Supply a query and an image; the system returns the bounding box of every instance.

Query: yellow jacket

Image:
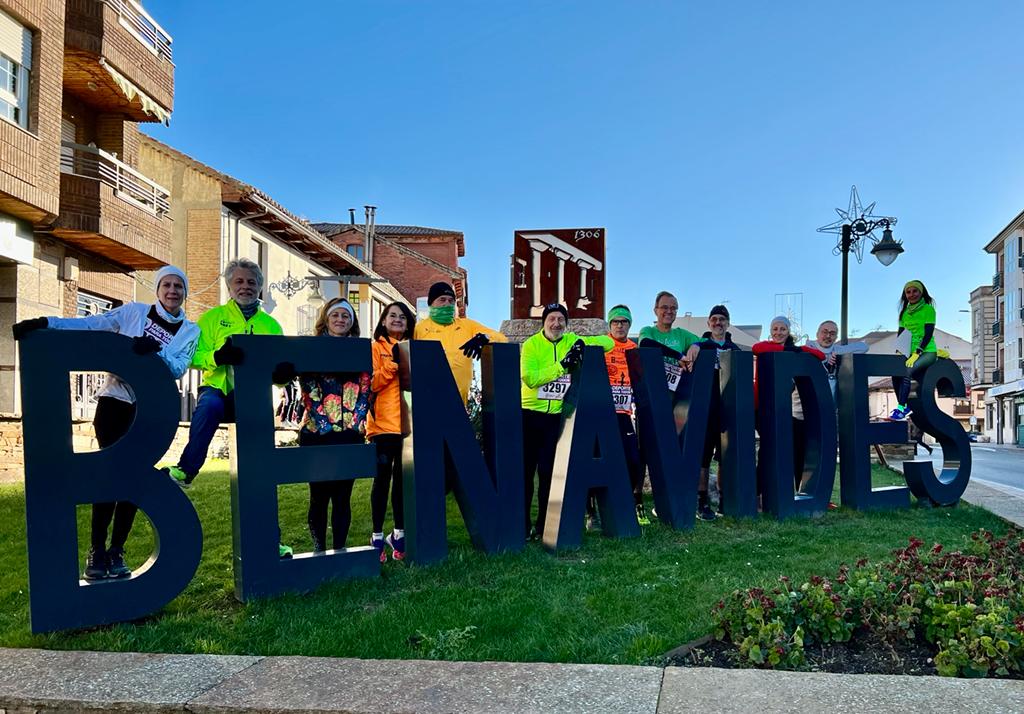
[414,316,507,402]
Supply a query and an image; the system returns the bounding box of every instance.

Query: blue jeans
[178,386,234,478]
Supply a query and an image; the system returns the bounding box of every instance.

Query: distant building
[981,209,1024,445]
[313,221,468,318]
[968,285,996,434]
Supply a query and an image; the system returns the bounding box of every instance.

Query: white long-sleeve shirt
[48,302,200,404]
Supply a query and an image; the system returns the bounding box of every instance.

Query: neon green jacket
[520,330,614,414]
[192,300,283,394]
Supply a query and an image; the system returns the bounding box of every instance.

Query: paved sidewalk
[960,478,1024,528]
[0,647,1021,713]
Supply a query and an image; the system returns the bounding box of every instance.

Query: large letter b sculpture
[18,331,202,633]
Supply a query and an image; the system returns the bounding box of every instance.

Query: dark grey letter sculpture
[836,354,910,510]
[231,335,379,601]
[717,350,758,517]
[398,341,524,564]
[544,346,640,549]
[19,330,202,632]
[756,352,837,518]
[903,359,972,506]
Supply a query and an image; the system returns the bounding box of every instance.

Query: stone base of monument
[500,318,608,343]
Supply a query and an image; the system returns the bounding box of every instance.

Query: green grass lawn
[0,462,1008,664]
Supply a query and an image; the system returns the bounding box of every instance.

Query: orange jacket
[604,336,637,414]
[367,336,403,438]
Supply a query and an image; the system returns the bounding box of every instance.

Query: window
[77,292,113,317]
[248,237,266,298]
[0,10,32,129]
[346,244,364,261]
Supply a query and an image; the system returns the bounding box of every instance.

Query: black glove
[272,361,297,384]
[131,335,162,355]
[459,333,490,360]
[639,338,682,361]
[560,339,586,370]
[12,317,47,340]
[213,338,244,366]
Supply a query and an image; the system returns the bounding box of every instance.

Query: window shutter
[0,9,32,69]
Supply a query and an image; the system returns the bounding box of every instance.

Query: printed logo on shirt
[143,319,175,347]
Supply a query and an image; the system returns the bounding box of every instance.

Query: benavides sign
[17,332,970,633]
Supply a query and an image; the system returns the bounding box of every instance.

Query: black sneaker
[83,547,108,581]
[697,504,718,521]
[106,547,131,578]
[528,526,540,542]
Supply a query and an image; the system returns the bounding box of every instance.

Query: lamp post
[818,186,904,344]
[268,270,324,306]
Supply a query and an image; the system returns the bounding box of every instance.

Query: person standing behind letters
[12,266,200,581]
[273,298,370,553]
[414,281,506,404]
[367,301,416,562]
[520,303,613,540]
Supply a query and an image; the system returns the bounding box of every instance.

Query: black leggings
[91,396,138,552]
[892,351,938,405]
[370,434,404,532]
[300,430,361,550]
[522,409,562,533]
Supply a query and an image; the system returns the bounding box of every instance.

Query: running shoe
[635,504,651,526]
[385,532,406,561]
[278,543,293,559]
[370,534,386,563]
[106,547,131,578]
[696,504,718,522]
[162,465,194,489]
[83,547,108,581]
[887,407,911,421]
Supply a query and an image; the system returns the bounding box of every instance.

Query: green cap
[607,305,632,325]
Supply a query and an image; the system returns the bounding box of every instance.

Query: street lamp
[817,186,904,344]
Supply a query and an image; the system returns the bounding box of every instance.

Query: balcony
[953,402,973,416]
[52,141,171,269]
[63,0,174,123]
[993,368,1003,384]
[992,320,1002,337]
[993,272,1003,291]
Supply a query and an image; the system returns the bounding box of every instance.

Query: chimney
[348,208,356,225]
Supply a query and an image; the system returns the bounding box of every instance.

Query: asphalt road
[911,443,1024,494]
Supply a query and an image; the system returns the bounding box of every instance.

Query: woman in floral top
[294,298,370,551]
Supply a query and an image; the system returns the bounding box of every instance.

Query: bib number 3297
[537,375,571,400]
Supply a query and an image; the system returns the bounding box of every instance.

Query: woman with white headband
[272,297,370,552]
[11,265,200,580]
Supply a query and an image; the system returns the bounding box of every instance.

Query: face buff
[430,305,456,325]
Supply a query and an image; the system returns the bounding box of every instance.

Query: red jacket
[751,340,825,409]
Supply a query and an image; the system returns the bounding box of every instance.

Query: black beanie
[428,282,456,305]
[709,304,730,320]
[542,303,568,322]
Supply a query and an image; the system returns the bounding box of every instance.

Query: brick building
[312,221,469,317]
[0,0,175,413]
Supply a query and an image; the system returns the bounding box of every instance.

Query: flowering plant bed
[672,528,1024,678]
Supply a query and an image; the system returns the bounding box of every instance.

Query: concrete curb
[0,647,1021,713]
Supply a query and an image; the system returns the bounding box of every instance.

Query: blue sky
[144,1,1024,341]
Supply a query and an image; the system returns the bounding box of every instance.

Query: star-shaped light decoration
[817,186,898,262]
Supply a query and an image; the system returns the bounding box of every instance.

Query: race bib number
[664,362,682,390]
[611,384,633,412]
[537,375,571,400]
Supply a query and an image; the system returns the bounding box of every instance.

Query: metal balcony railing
[993,272,1003,290]
[993,368,1003,384]
[101,0,173,62]
[61,141,170,218]
[992,320,1002,337]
